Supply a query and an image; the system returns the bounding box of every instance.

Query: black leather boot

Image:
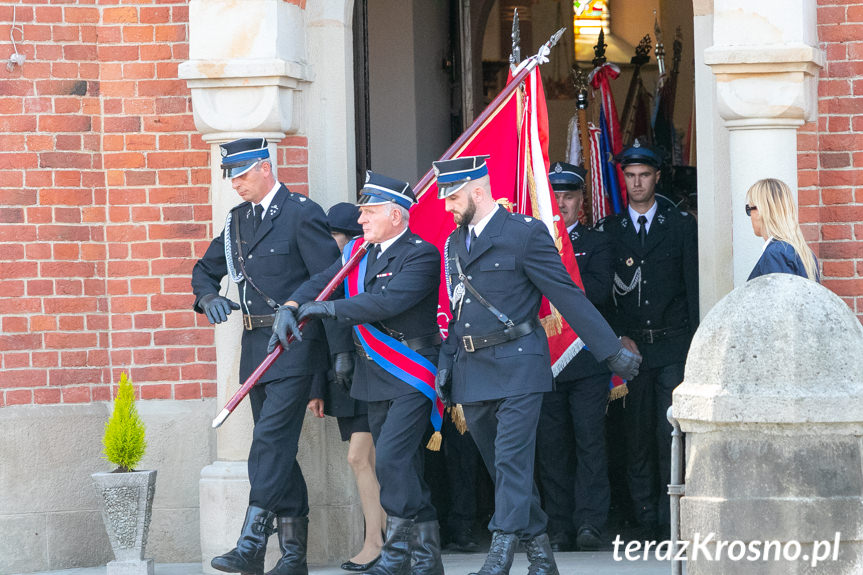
[411,520,444,575]
[211,505,276,575]
[364,516,414,575]
[265,516,308,575]
[468,531,518,575]
[525,533,560,575]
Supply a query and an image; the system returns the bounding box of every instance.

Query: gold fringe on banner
[426,431,442,451]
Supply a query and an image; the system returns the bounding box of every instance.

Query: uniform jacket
[748,239,817,282]
[439,208,622,404]
[597,200,699,369]
[191,184,343,383]
[290,230,442,403]
[556,222,613,383]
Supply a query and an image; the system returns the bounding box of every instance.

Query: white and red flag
[410,55,586,376]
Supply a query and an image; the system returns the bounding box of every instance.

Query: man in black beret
[597,139,699,540]
[192,138,349,575]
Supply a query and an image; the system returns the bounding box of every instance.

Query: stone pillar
[674,274,863,574]
[179,1,359,570]
[704,0,824,287]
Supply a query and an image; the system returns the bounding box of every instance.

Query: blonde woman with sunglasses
[745,178,819,282]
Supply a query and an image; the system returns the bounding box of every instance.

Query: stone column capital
[704,43,825,128]
[179,58,312,141]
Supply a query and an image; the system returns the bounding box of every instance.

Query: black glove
[333,352,355,393]
[297,300,336,323]
[434,368,453,408]
[199,293,241,325]
[606,346,642,381]
[267,305,302,353]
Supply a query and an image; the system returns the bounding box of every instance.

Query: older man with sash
[270,172,445,575]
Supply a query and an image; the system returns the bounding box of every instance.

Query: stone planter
[92,469,157,575]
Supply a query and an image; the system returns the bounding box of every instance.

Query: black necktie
[637,215,648,248]
[252,204,263,234]
[467,228,477,253]
[370,244,381,263]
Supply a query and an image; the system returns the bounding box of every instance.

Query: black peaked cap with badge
[613,139,663,170]
[219,138,270,179]
[358,171,416,210]
[549,161,587,191]
[434,155,490,199]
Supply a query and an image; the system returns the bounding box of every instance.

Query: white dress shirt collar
[628,200,658,232]
[469,204,500,238]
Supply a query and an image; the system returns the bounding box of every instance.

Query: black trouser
[248,374,313,516]
[443,414,480,532]
[536,371,611,534]
[622,362,685,526]
[463,393,547,539]
[368,391,437,521]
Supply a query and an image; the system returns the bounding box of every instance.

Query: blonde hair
[745,178,818,281]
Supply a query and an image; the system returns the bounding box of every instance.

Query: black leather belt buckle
[643,330,656,344]
[462,335,475,353]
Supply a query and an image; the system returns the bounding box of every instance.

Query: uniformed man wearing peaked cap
[535,161,615,552]
[433,155,641,575]
[272,171,445,575]
[192,138,349,575]
[597,138,699,540]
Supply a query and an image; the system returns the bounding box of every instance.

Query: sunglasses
[745,204,758,217]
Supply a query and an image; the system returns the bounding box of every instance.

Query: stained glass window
[573,0,610,60]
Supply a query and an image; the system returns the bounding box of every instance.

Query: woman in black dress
[307,203,385,571]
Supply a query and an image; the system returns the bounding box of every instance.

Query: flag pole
[414,27,565,196]
[211,241,372,428]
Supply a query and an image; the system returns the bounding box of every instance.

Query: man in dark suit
[535,162,614,552]
[192,138,346,575]
[596,140,699,537]
[272,172,444,575]
[432,156,641,575]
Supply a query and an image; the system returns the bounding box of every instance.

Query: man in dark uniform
[432,156,641,575]
[271,172,444,575]
[535,162,614,552]
[191,138,345,575]
[596,140,699,538]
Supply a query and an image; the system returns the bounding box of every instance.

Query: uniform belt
[630,324,690,344]
[461,317,541,353]
[354,332,442,360]
[243,313,276,331]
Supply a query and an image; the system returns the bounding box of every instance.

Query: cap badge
[554,164,562,173]
[633,139,642,148]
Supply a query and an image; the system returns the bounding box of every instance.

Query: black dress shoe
[546,530,572,552]
[446,526,479,553]
[575,524,603,551]
[339,556,379,572]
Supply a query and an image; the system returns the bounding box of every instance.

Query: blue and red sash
[343,239,444,432]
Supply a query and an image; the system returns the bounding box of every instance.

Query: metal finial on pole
[654,10,666,78]
[509,8,521,71]
[591,28,607,68]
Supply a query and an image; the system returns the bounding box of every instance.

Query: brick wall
[0,2,310,407]
[799,0,863,323]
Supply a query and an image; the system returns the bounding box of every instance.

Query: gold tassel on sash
[426,431,442,451]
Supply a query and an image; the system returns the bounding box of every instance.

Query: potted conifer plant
[92,372,157,575]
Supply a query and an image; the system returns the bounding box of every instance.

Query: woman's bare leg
[347,431,385,564]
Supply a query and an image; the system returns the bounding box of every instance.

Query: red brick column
[801,0,863,323]
[0,2,311,406]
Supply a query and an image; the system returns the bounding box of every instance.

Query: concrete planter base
[92,470,158,574]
